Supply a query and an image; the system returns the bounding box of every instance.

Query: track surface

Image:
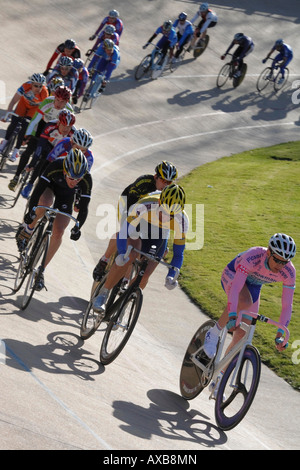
[0,0,299,450]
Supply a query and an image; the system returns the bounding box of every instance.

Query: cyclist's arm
[226,264,249,314]
[27,175,50,213]
[72,174,93,228]
[224,41,234,55]
[6,92,21,113]
[94,19,107,36]
[278,283,296,332]
[47,138,71,162]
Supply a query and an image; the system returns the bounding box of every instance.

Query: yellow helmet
[160,183,186,215]
[63,148,88,179]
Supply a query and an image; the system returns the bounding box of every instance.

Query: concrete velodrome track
[0,0,299,450]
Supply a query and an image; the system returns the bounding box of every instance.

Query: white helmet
[269,233,296,260]
[72,128,93,148]
[200,3,209,12]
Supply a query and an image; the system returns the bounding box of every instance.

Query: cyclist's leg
[138,237,167,289]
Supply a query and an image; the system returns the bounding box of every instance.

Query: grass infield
[177,141,300,390]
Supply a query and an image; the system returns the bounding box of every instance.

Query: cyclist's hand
[89,34,96,41]
[262,58,267,64]
[220,54,226,60]
[115,253,130,266]
[86,49,92,57]
[275,332,288,351]
[165,276,178,290]
[43,70,49,77]
[143,43,149,49]
[70,225,81,241]
[226,312,237,332]
[24,210,36,225]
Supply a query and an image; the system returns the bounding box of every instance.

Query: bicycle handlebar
[237,310,290,347]
[32,205,79,226]
[124,245,180,281]
[2,111,31,123]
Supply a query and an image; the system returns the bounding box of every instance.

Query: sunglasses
[32,84,43,88]
[270,251,289,265]
[66,175,82,182]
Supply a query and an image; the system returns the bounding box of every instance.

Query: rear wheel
[233,63,247,88]
[180,320,216,400]
[216,63,231,88]
[193,35,209,59]
[100,287,143,365]
[274,68,289,91]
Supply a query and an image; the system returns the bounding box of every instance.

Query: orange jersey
[15,82,48,118]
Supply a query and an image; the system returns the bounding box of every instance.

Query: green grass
[177,141,300,390]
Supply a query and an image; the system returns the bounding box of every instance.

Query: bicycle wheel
[151,51,164,79]
[216,63,231,88]
[180,320,216,400]
[20,233,49,310]
[193,35,209,59]
[0,135,16,171]
[80,275,107,339]
[233,63,247,88]
[135,54,152,80]
[274,68,289,92]
[215,345,261,431]
[11,170,30,208]
[100,287,143,365]
[256,67,272,92]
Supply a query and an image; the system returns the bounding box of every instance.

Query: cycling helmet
[64,39,76,49]
[155,161,178,181]
[30,73,46,85]
[275,38,284,47]
[63,148,88,179]
[73,58,84,70]
[269,233,296,260]
[49,77,65,93]
[234,32,244,41]
[72,128,93,148]
[109,9,119,18]
[104,24,116,34]
[58,109,76,126]
[103,38,114,51]
[162,20,173,32]
[54,85,72,101]
[178,12,188,21]
[160,183,186,215]
[200,3,209,12]
[59,56,73,67]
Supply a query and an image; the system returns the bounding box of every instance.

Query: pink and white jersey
[222,246,296,328]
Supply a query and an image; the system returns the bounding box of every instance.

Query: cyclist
[143,20,177,63]
[47,56,78,94]
[15,149,92,291]
[0,73,48,162]
[43,38,81,76]
[48,76,65,95]
[189,2,218,50]
[8,110,76,196]
[93,161,178,281]
[173,12,194,60]
[203,233,296,363]
[89,9,123,42]
[71,59,89,104]
[86,24,120,58]
[46,127,94,169]
[16,87,73,182]
[87,39,120,96]
[92,183,188,315]
[262,39,293,84]
[221,33,254,78]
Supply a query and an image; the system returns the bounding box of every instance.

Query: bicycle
[80,244,179,365]
[11,167,32,208]
[13,205,79,310]
[0,112,30,172]
[179,310,289,431]
[135,44,176,81]
[256,59,289,93]
[216,53,247,89]
[78,61,105,111]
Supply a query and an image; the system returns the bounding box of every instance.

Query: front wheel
[180,320,216,400]
[216,63,231,88]
[256,67,272,92]
[215,345,261,431]
[135,54,152,80]
[100,287,143,365]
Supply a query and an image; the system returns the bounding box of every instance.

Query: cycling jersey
[155,26,177,48]
[221,246,296,328]
[74,66,89,98]
[117,193,189,277]
[47,68,78,93]
[94,17,123,37]
[92,31,120,52]
[225,35,254,59]
[191,9,218,32]
[120,174,157,210]
[46,136,94,170]
[173,19,194,46]
[274,43,293,60]
[28,158,92,227]
[25,96,73,137]
[15,82,49,118]
[46,44,81,71]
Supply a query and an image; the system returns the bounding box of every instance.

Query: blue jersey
[47,137,94,171]
[155,26,177,47]
[173,19,194,46]
[278,43,293,59]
